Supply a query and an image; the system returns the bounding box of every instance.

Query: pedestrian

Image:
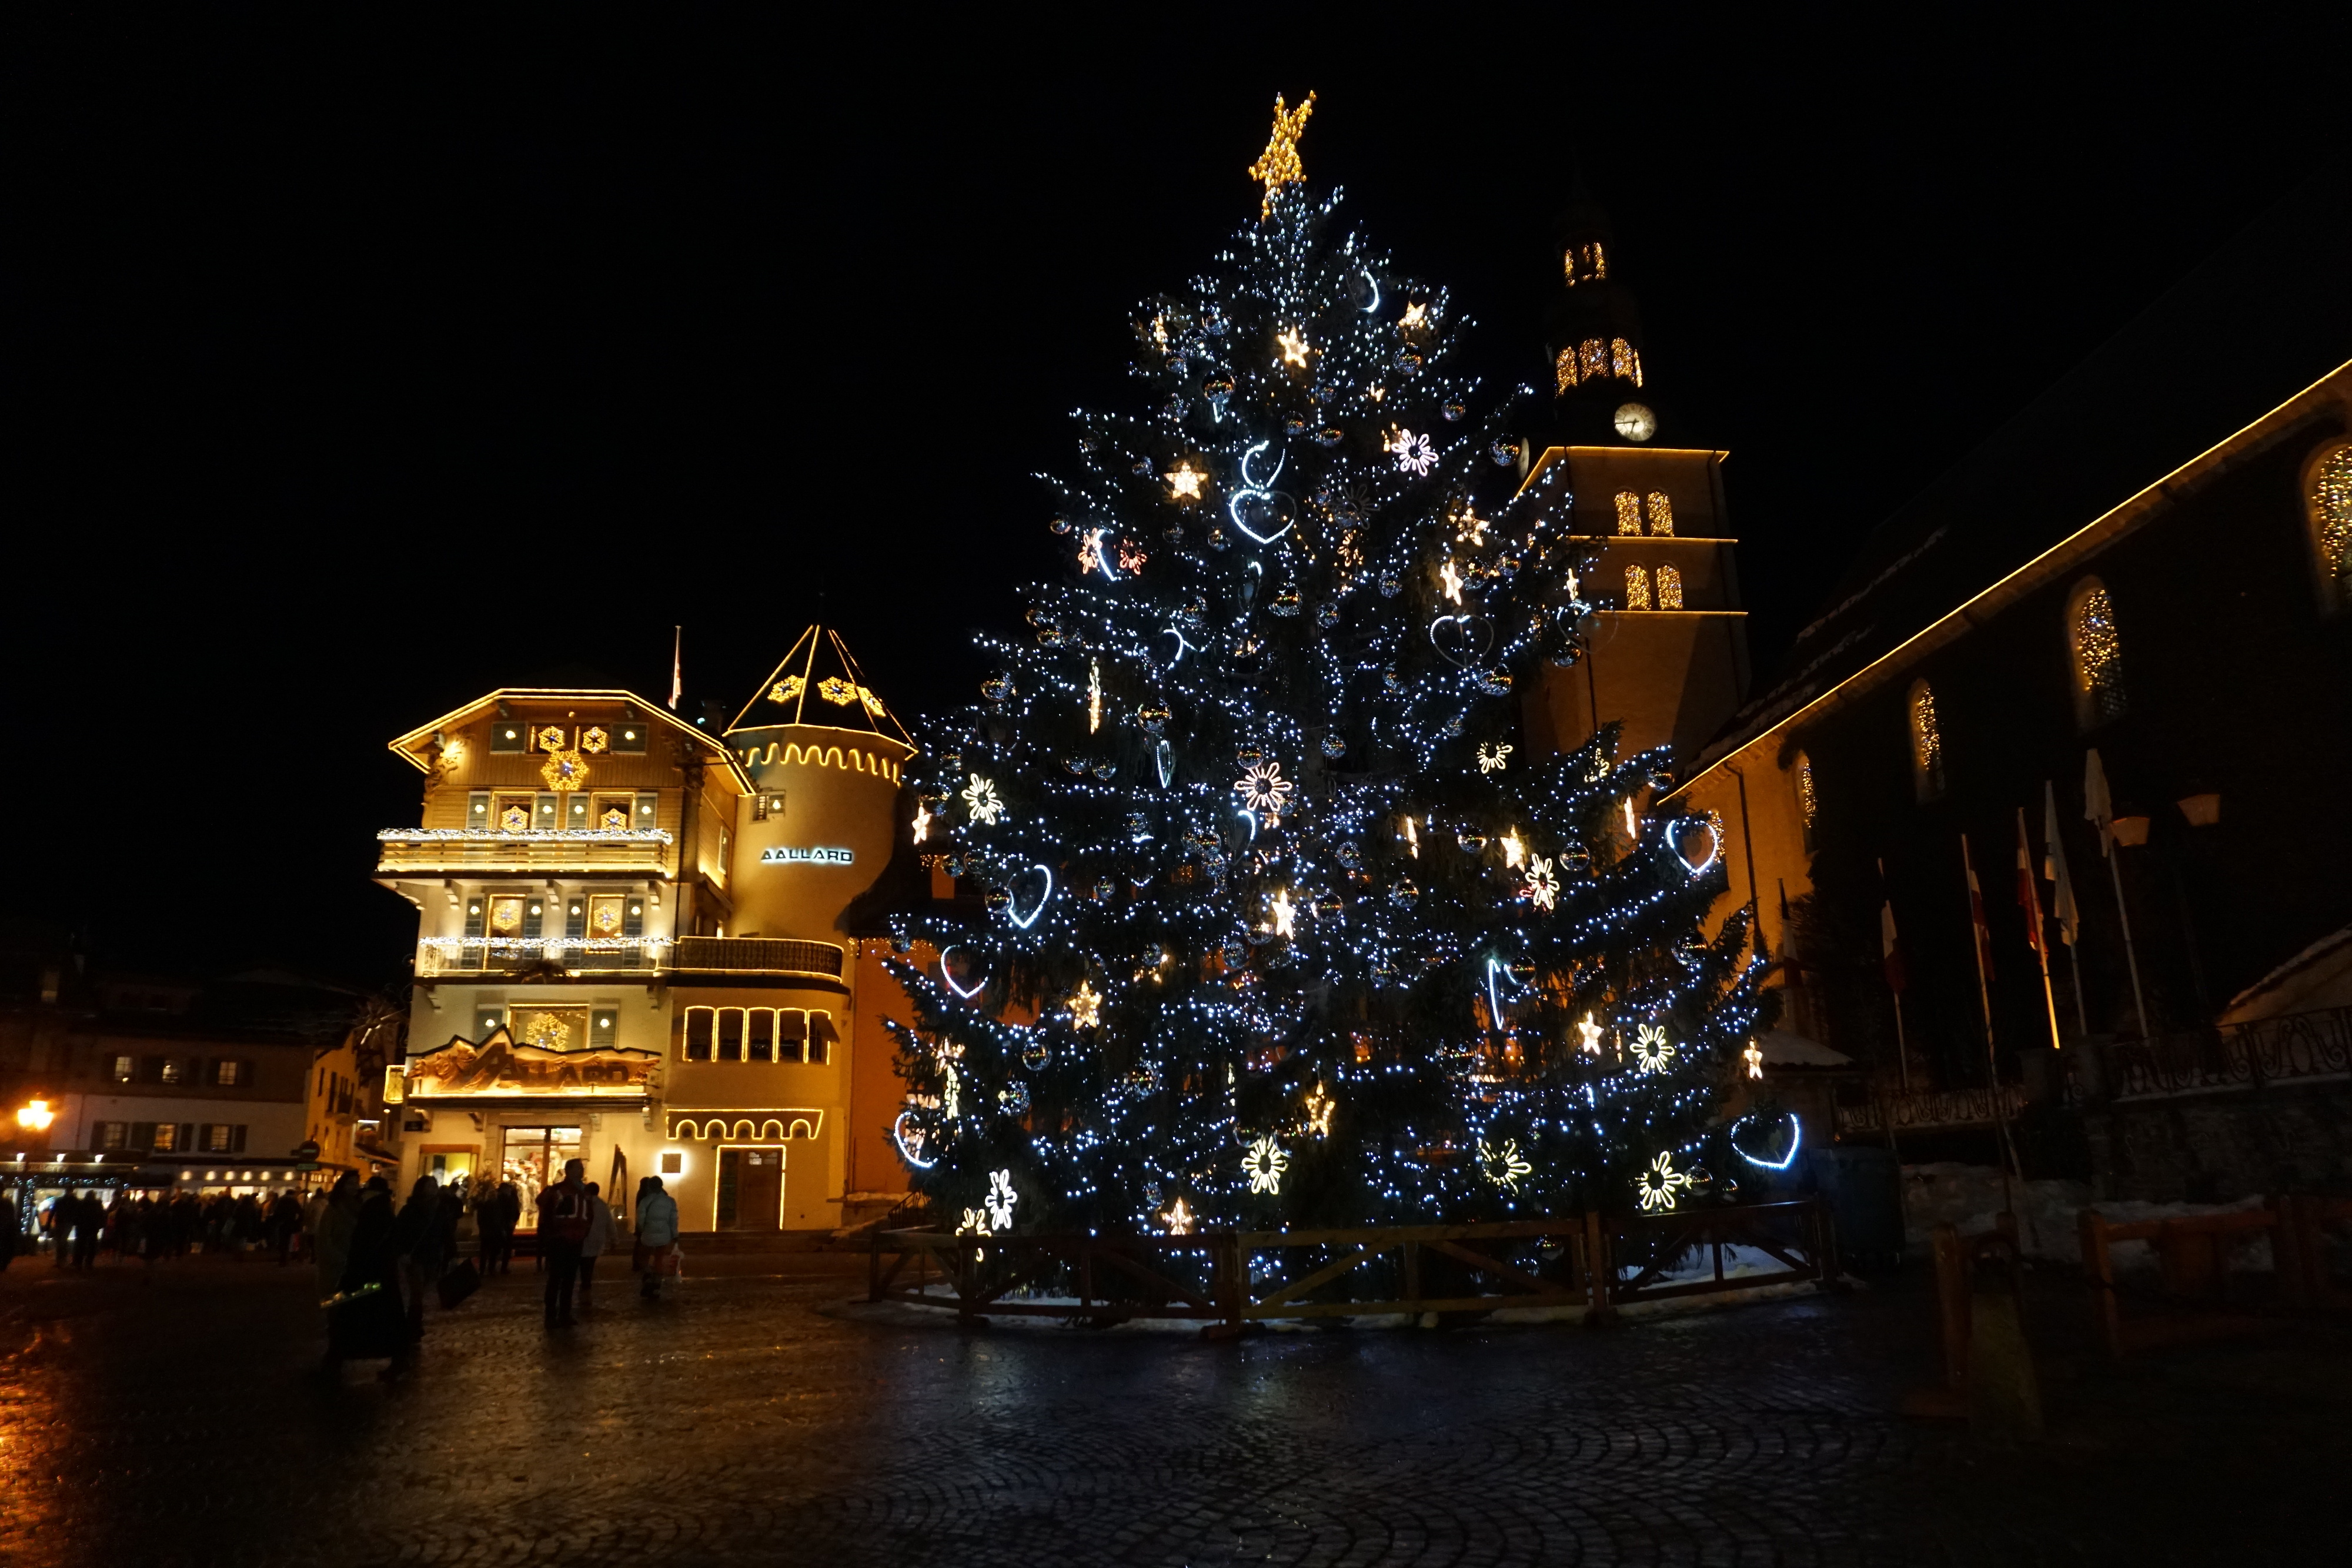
[73,1192,101,1271]
[577,1181,616,1309]
[49,1194,73,1269]
[329,1176,410,1375]
[302,1186,328,1264]
[392,1176,451,1341]
[480,1181,521,1275]
[268,1190,301,1266]
[634,1175,680,1300]
[313,1172,361,1308]
[535,1159,591,1330]
[0,1189,18,1271]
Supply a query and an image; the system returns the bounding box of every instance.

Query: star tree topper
[1246,91,1316,217]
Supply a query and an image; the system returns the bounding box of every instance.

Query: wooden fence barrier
[868,1198,1840,1336]
[2079,1203,2295,1360]
[2275,1193,2352,1311]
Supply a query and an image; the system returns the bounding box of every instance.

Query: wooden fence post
[1582,1209,1616,1327]
[1931,1223,1969,1390]
[2272,1195,2310,1311]
[2080,1208,2122,1360]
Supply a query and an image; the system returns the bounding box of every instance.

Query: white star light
[1386,427,1437,476]
[1167,462,1204,500]
[961,775,1005,825]
[1243,1135,1290,1195]
[1276,327,1310,367]
[1268,888,1297,938]
[1499,828,1525,868]
[1438,559,1464,604]
[1162,1198,1195,1235]
[1523,855,1558,912]
[1400,301,1428,330]
[1576,1014,1604,1057]
[911,804,930,844]
[1066,979,1102,1030]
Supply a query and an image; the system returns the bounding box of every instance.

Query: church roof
[726,626,912,747]
[1683,169,2352,781]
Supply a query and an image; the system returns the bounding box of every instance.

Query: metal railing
[867,1198,1839,1333]
[2109,1006,2352,1099]
[670,937,844,979]
[1833,1085,2028,1136]
[415,940,664,977]
[376,830,672,875]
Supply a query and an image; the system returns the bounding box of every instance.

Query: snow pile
[1900,1163,2274,1269]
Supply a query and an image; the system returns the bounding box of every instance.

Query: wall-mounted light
[15,1099,54,1133]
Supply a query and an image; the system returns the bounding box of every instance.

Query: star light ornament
[1499,829,1526,870]
[1161,1198,1196,1236]
[1065,979,1102,1031]
[1438,559,1465,604]
[1386,427,1437,476]
[1165,461,1204,500]
[1632,1024,1676,1075]
[1243,1135,1290,1195]
[1246,90,1315,216]
[1523,856,1558,912]
[1576,1014,1605,1057]
[1275,327,1311,367]
[961,775,1005,825]
[1478,743,1513,774]
[911,804,930,844]
[984,1169,1018,1231]
[1267,888,1297,939]
[1400,301,1428,331]
[1636,1151,1695,1213]
[1235,761,1295,822]
[1478,1137,1534,1193]
[1743,1038,1765,1081]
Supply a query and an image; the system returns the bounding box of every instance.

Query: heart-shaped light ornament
[938,944,988,1000]
[1227,441,1294,544]
[1428,614,1494,668]
[1005,864,1055,930]
[1667,818,1720,877]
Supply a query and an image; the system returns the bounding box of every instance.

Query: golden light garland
[1246,91,1316,216]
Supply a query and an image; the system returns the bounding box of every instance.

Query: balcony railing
[2109,1006,2352,1099]
[670,937,844,979]
[1832,1085,2027,1136]
[376,828,673,875]
[414,935,845,981]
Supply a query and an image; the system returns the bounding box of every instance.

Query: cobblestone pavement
[2,1246,2347,1567]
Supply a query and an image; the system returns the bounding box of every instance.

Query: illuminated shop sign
[760,846,854,865]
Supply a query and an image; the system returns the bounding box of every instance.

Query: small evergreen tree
[886,106,1772,1243]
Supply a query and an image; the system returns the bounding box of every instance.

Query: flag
[2015,807,2049,959]
[2043,781,2080,948]
[2084,747,2114,855]
[1962,833,1994,984]
[1877,858,1907,993]
[668,625,683,711]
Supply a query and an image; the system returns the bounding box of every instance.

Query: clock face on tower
[1613,402,1658,443]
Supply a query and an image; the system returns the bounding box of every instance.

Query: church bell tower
[1523,186,1752,765]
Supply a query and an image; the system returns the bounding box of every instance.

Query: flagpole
[1963,833,2018,1221]
[2084,750,2150,1039]
[1878,858,1910,1091]
[2019,807,2063,1055]
[2044,781,2092,1038]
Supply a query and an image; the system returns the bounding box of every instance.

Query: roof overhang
[387,688,754,793]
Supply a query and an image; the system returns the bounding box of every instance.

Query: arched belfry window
[1614,492,1643,536]
[1555,348,1578,394]
[1907,679,1946,801]
[2068,577,2127,728]
[2308,442,2352,606]
[1793,750,1818,850]
[1646,492,1674,536]
[1624,563,1651,610]
[1656,563,1684,609]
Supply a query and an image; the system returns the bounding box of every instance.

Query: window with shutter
[232,1125,248,1154]
[776,1010,808,1064]
[131,1121,156,1149]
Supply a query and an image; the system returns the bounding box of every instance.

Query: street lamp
[15,1099,55,1134]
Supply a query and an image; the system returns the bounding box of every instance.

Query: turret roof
[726,626,912,748]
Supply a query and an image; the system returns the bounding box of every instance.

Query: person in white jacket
[633,1175,680,1300]
[577,1181,617,1309]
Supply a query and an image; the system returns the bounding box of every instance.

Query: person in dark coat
[328,1176,409,1372]
[267,1191,301,1265]
[0,1190,18,1270]
[391,1177,452,1340]
[479,1181,520,1275]
[73,1192,102,1270]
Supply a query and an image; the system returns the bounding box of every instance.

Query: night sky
[6,15,2340,987]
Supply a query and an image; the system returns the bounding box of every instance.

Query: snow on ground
[1902,1162,2273,1270]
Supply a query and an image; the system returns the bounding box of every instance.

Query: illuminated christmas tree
[885,99,1773,1242]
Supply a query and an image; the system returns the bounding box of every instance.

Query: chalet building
[375,627,927,1235]
[1671,177,2352,1197]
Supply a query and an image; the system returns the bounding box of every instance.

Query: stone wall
[2084,1082,2352,1201]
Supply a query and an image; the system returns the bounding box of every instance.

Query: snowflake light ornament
[984,1169,1017,1232]
[961,775,1005,825]
[957,1207,987,1236]
[1077,527,1112,579]
[1632,1024,1676,1075]
[1478,1137,1534,1192]
[1477,742,1513,774]
[1243,1135,1289,1195]
[1385,427,1436,476]
[1636,1151,1694,1212]
[1234,761,1295,821]
[1522,855,1558,912]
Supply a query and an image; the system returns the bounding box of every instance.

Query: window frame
[2304,439,2352,613]
[2066,576,2128,731]
[1906,678,1947,801]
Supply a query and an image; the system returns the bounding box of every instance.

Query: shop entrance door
[499,1126,583,1231]
[716,1147,783,1231]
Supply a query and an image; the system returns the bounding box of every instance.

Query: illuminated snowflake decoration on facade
[1234,761,1295,820]
[1243,1134,1289,1195]
[961,775,1005,825]
[1522,855,1558,912]
[1385,427,1436,476]
[1632,1024,1676,1075]
[1478,1137,1533,1192]
[984,1169,1017,1231]
[1636,1151,1693,1212]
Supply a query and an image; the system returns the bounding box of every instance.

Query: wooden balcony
[412,935,843,984]
[376,828,673,876]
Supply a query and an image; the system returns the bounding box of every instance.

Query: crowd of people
[2,1166,689,1375]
